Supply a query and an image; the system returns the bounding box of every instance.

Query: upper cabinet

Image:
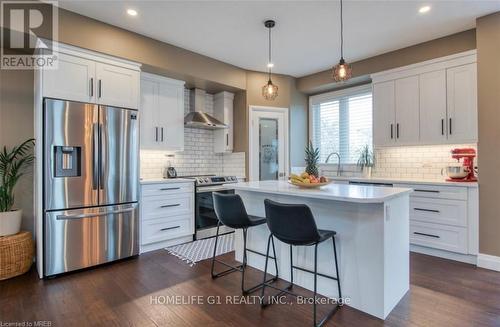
[140,73,185,151]
[213,91,235,153]
[446,63,478,143]
[41,43,141,109]
[372,50,477,147]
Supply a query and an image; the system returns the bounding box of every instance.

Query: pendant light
[332,0,352,82]
[262,20,278,100]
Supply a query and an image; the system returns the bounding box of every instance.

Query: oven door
[195,187,234,239]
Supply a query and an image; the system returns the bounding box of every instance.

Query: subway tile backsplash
[140,89,245,179]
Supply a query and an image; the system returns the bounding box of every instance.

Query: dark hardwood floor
[1,251,500,326]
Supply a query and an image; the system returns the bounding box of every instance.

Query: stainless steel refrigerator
[43,98,139,276]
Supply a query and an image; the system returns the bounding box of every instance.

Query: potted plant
[0,139,34,237]
[357,145,374,178]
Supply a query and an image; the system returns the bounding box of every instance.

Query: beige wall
[0,68,35,232]
[298,29,477,94]
[477,12,500,257]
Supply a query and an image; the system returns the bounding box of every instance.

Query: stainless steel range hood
[184,88,227,129]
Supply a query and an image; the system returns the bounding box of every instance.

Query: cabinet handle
[98,79,102,98]
[226,133,229,146]
[155,127,158,142]
[449,118,452,135]
[161,226,180,231]
[413,231,440,239]
[161,127,164,142]
[390,124,393,139]
[414,189,440,193]
[396,123,400,139]
[414,208,440,213]
[159,187,180,191]
[160,203,180,208]
[441,119,444,136]
[90,78,94,97]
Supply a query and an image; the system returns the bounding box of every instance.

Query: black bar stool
[211,193,279,294]
[261,199,342,327]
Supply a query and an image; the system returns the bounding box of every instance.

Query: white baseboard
[140,235,193,254]
[410,245,477,265]
[477,253,500,272]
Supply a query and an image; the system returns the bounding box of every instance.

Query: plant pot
[0,210,22,237]
[362,166,373,178]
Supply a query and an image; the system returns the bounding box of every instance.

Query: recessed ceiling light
[419,5,431,14]
[127,9,138,16]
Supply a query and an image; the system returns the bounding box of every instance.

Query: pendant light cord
[268,26,272,80]
[340,0,344,60]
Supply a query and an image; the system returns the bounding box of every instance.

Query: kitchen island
[226,180,412,320]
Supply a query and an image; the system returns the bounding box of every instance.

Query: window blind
[310,86,373,164]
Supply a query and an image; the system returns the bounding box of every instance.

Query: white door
[249,107,289,181]
[96,62,140,109]
[140,78,161,149]
[395,75,420,144]
[446,63,478,143]
[42,53,96,103]
[419,70,447,144]
[159,82,184,151]
[373,81,395,147]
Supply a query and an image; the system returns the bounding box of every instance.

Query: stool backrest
[264,199,320,245]
[213,193,251,229]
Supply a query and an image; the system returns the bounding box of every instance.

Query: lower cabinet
[395,183,478,257]
[140,181,195,253]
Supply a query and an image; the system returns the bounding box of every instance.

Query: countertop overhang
[226,180,412,204]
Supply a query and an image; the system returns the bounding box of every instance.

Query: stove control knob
[197,178,204,184]
[204,178,210,183]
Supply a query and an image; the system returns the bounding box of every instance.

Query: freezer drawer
[44,203,139,276]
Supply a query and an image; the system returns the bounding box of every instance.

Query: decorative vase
[0,209,22,237]
[362,166,373,178]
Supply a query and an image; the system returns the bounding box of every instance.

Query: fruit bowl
[288,179,331,188]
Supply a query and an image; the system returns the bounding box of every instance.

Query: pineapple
[305,141,319,177]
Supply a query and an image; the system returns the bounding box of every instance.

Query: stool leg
[241,228,248,293]
[290,244,294,286]
[260,234,272,307]
[271,234,279,280]
[313,243,318,327]
[210,221,221,278]
[332,236,342,300]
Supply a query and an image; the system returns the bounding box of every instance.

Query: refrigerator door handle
[92,122,99,190]
[99,123,104,190]
[56,206,136,220]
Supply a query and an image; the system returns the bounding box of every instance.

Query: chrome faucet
[325,152,342,176]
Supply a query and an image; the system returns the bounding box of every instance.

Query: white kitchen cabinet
[446,63,478,143]
[42,53,96,103]
[394,76,420,144]
[373,81,395,147]
[419,70,447,143]
[42,44,140,109]
[371,50,477,147]
[140,73,185,151]
[96,62,140,109]
[213,91,234,153]
[140,181,195,253]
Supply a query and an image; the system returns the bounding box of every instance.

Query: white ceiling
[58,0,500,77]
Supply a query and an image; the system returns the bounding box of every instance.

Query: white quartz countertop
[329,176,478,188]
[226,180,412,204]
[140,178,194,185]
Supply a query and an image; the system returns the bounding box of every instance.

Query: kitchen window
[309,85,373,164]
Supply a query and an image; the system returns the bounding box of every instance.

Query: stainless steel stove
[176,175,238,239]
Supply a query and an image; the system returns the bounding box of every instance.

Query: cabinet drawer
[142,193,193,220]
[396,183,467,200]
[410,221,467,254]
[142,216,192,245]
[410,198,467,227]
[141,182,194,197]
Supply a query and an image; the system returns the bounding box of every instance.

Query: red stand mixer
[447,148,477,182]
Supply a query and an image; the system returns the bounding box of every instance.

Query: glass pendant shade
[262,79,278,101]
[333,58,352,82]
